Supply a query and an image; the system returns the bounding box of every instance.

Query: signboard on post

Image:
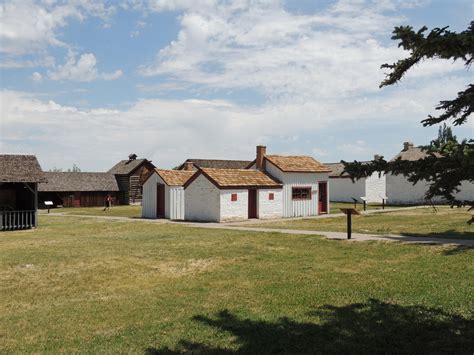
[44,201,53,213]
[340,208,360,240]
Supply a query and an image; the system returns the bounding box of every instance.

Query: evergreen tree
[431,123,457,149]
[343,22,474,202]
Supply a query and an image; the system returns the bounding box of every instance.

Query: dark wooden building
[38,172,121,208]
[108,154,155,204]
[0,155,45,230]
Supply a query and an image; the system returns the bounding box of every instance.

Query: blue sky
[0,0,472,171]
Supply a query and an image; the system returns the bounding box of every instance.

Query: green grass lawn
[251,207,474,240]
[46,205,142,218]
[0,216,473,353]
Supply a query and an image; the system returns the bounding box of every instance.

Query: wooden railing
[0,210,36,231]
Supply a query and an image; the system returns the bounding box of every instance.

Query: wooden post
[382,199,385,210]
[34,183,38,227]
[347,212,352,239]
[340,208,360,240]
[363,200,366,211]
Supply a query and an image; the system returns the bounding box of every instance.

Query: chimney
[256,145,266,170]
[374,154,381,160]
[403,142,414,151]
[128,153,137,161]
[184,161,194,171]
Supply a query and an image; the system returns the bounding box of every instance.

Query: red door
[73,192,81,208]
[318,182,328,214]
[156,184,165,218]
[248,189,258,219]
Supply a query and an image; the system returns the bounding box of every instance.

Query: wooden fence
[0,210,36,231]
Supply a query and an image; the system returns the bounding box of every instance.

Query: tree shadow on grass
[146,299,473,354]
[398,230,474,241]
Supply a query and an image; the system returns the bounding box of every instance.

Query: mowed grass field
[251,207,474,240]
[46,205,142,218]
[1,216,473,353]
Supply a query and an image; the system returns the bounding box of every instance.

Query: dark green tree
[343,22,474,203]
[431,123,457,149]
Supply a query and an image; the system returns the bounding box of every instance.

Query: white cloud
[47,51,123,82]
[138,0,464,104]
[2,76,470,170]
[0,0,115,55]
[31,72,43,82]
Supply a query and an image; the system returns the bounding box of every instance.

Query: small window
[292,187,311,200]
[269,193,274,200]
[231,193,238,202]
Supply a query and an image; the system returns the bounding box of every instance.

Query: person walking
[103,194,112,211]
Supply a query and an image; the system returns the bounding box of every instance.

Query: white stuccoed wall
[387,174,474,204]
[220,189,248,221]
[258,188,283,218]
[329,177,365,202]
[185,174,221,221]
[265,161,328,217]
[365,172,386,203]
[455,181,474,201]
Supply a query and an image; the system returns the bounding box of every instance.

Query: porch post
[34,183,38,227]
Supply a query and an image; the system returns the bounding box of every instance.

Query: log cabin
[108,154,155,205]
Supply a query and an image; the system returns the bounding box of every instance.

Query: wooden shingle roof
[391,146,442,162]
[155,169,195,186]
[108,158,154,175]
[39,172,119,192]
[185,168,282,189]
[0,155,46,183]
[265,155,331,173]
[177,159,253,170]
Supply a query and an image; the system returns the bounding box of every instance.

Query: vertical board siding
[168,187,185,220]
[142,173,160,218]
[142,173,186,220]
[266,161,329,217]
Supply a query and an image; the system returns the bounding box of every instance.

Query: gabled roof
[177,159,253,170]
[185,168,282,189]
[39,172,119,192]
[391,146,442,162]
[108,158,154,175]
[154,169,195,186]
[265,155,331,173]
[0,155,46,183]
[324,162,371,177]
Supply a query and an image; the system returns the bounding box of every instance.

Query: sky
[0,0,472,171]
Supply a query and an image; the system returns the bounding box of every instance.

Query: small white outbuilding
[184,168,283,222]
[325,160,386,203]
[141,169,194,220]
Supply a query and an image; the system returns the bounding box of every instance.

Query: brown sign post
[340,208,360,240]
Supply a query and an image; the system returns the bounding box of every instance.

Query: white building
[246,146,331,217]
[386,142,474,204]
[142,168,194,220]
[184,167,283,222]
[142,145,332,222]
[325,159,386,203]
